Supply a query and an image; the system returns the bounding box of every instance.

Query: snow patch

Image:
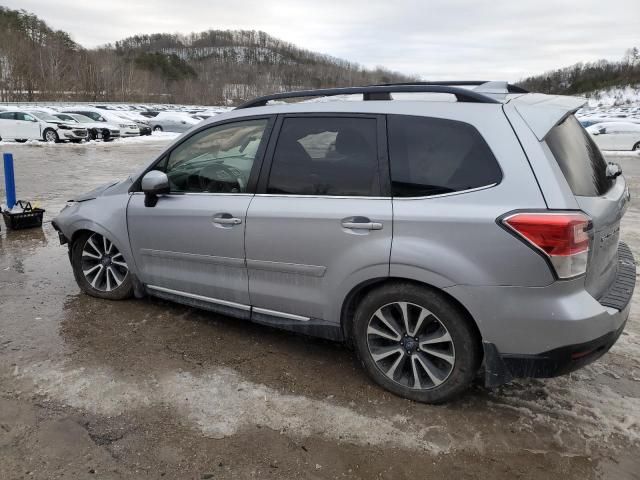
[17,361,447,452]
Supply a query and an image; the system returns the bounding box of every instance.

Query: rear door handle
[341,217,383,230]
[212,214,242,225]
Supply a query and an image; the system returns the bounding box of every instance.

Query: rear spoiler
[507,93,587,141]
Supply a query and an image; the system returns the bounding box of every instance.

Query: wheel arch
[340,277,482,347]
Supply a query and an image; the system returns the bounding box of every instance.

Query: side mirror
[599,128,606,134]
[181,121,187,124]
[141,170,169,207]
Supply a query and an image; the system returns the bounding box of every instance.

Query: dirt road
[0,139,638,479]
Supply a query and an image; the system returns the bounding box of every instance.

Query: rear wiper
[606,162,622,179]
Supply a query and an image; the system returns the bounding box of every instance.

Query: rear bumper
[489,318,627,383]
[446,242,635,386]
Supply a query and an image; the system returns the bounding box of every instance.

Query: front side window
[388,115,502,197]
[161,119,268,193]
[267,117,379,196]
[15,113,35,122]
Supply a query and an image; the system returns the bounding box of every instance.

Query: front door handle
[212,214,242,225]
[341,217,383,230]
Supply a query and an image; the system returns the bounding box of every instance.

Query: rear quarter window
[545,115,613,197]
[387,115,502,197]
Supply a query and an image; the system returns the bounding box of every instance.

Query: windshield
[70,114,93,123]
[546,115,613,197]
[30,111,60,122]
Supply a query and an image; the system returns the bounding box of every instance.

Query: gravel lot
[0,138,639,479]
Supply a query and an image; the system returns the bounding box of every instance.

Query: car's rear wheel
[87,129,97,141]
[71,231,133,300]
[352,282,481,403]
[633,142,640,151]
[43,128,59,143]
[153,125,163,132]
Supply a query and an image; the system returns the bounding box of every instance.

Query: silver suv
[53,82,636,403]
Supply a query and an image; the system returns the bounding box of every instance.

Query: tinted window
[268,117,379,196]
[546,115,613,197]
[162,119,267,193]
[0,112,15,120]
[17,113,36,122]
[388,115,501,197]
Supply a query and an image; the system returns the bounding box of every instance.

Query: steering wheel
[198,163,244,193]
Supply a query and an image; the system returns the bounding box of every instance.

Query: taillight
[502,212,592,279]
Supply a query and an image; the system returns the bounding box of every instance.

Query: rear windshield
[545,115,613,197]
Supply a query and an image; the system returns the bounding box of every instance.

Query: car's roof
[197,90,586,142]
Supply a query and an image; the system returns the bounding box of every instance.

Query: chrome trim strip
[246,259,326,277]
[252,307,310,322]
[251,183,497,200]
[252,194,391,200]
[392,183,498,200]
[140,248,245,268]
[146,285,251,311]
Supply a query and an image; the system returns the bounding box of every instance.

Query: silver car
[53,82,635,403]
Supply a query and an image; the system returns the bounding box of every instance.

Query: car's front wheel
[352,282,481,403]
[153,125,163,132]
[43,128,59,143]
[71,231,133,300]
[633,142,640,151]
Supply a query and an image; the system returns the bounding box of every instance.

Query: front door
[15,113,41,140]
[128,117,272,312]
[245,115,392,323]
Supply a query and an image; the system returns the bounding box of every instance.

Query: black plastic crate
[2,201,45,230]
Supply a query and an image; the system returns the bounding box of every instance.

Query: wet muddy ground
[0,140,639,479]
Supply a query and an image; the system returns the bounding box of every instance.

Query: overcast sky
[5,0,639,81]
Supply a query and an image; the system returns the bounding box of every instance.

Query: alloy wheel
[45,130,57,142]
[81,233,129,292]
[366,302,455,390]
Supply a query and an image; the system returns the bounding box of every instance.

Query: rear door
[245,114,392,323]
[545,115,628,298]
[0,112,16,139]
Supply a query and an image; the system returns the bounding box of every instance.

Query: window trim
[385,113,503,199]
[129,114,276,194]
[256,113,390,198]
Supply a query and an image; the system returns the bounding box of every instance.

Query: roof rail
[372,81,529,94]
[235,85,501,109]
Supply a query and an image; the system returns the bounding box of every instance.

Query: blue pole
[3,152,16,210]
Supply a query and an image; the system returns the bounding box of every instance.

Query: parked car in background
[0,110,86,143]
[114,111,152,136]
[586,122,640,151]
[148,112,200,133]
[53,113,121,141]
[60,107,139,137]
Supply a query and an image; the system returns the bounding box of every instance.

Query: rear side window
[387,115,501,197]
[0,112,15,120]
[546,115,613,197]
[267,117,379,196]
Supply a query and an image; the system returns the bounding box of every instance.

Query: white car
[147,112,201,133]
[53,113,121,141]
[0,110,87,143]
[586,122,640,151]
[60,107,139,137]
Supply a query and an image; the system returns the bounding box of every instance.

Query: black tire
[153,125,163,132]
[633,142,640,151]
[87,129,97,141]
[71,231,133,300]
[43,128,59,143]
[102,129,111,141]
[352,282,481,403]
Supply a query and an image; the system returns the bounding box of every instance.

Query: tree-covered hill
[0,6,413,104]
